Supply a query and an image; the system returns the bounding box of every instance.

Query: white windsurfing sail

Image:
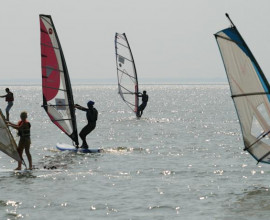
[40,14,79,146]
[215,13,270,164]
[0,110,21,162]
[115,33,139,115]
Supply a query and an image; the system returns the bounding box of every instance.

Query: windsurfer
[74,101,98,148]
[0,88,14,121]
[137,90,148,117]
[7,111,32,170]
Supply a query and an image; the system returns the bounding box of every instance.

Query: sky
[1,0,270,84]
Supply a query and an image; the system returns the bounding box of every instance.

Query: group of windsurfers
[0,88,32,170]
[0,88,148,170]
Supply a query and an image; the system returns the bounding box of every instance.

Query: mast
[123,33,139,112]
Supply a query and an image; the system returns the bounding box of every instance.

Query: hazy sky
[1,0,270,83]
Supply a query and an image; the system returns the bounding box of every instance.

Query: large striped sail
[115,33,139,115]
[40,15,79,146]
[215,13,270,164]
[0,110,21,162]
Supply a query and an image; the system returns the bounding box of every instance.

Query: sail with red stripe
[0,110,21,162]
[115,33,139,115]
[40,15,79,146]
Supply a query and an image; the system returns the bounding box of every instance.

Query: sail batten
[117,68,136,79]
[42,86,67,92]
[115,33,139,114]
[232,92,270,98]
[41,67,64,73]
[40,14,79,146]
[215,14,270,164]
[40,43,60,50]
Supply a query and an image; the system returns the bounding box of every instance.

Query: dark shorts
[18,137,31,151]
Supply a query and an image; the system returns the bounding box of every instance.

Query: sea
[0,84,269,220]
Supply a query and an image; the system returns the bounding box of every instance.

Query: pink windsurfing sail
[40,15,79,146]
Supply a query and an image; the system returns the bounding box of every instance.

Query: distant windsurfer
[0,88,14,121]
[74,101,98,148]
[136,90,148,117]
[7,111,32,170]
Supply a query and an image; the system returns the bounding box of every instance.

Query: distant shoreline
[0,78,228,86]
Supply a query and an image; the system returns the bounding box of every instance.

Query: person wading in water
[75,101,98,149]
[0,88,14,121]
[7,111,32,170]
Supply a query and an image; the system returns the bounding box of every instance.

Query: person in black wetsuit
[137,90,149,117]
[74,101,98,148]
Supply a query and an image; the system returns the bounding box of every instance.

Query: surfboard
[56,143,102,153]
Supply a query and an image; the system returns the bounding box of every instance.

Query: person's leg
[15,141,24,170]
[139,103,146,116]
[137,105,141,117]
[6,111,9,121]
[79,125,89,147]
[5,102,13,121]
[79,124,96,148]
[25,140,32,170]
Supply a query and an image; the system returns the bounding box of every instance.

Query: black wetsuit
[79,107,98,148]
[137,93,148,117]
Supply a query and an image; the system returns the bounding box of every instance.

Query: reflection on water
[0,85,269,220]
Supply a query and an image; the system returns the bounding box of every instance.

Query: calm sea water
[0,84,269,220]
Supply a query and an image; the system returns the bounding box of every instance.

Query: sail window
[118,55,125,64]
[251,115,264,138]
[55,98,66,110]
[257,103,270,126]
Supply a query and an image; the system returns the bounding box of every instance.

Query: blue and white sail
[215,14,270,164]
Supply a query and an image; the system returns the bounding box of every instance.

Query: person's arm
[136,92,142,97]
[74,104,87,111]
[0,94,7,98]
[6,121,20,130]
